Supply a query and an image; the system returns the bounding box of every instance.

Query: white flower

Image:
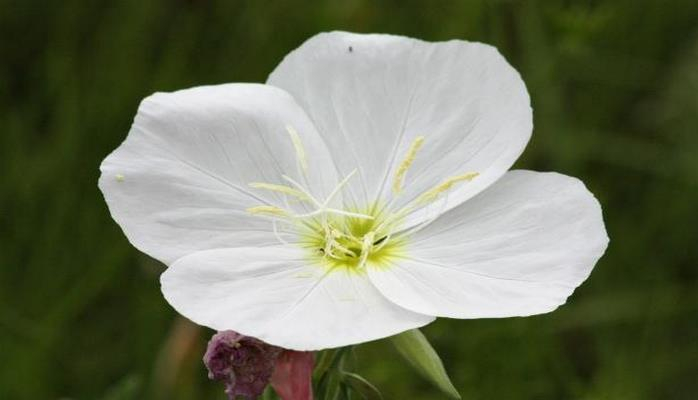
[99,32,608,351]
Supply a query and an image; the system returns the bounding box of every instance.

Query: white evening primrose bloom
[99,32,608,350]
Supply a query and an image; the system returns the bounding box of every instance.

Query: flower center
[298,205,404,270]
[247,170,401,270]
[246,127,479,271]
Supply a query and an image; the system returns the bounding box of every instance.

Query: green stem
[315,346,352,398]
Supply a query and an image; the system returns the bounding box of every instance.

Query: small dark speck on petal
[348,46,353,52]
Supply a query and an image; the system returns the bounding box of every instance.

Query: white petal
[368,171,609,318]
[268,32,532,222]
[99,84,338,265]
[160,246,433,350]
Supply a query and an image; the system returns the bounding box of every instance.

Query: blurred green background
[2,0,697,399]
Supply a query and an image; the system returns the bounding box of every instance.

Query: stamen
[416,172,479,205]
[333,242,357,258]
[249,182,309,201]
[358,231,375,269]
[293,208,374,220]
[322,227,357,258]
[324,208,374,220]
[343,232,365,246]
[245,154,404,270]
[286,125,308,173]
[393,136,425,194]
[246,205,288,217]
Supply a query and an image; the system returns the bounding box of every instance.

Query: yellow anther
[249,182,309,201]
[416,172,480,205]
[286,125,308,173]
[115,174,125,182]
[393,136,425,194]
[246,205,288,217]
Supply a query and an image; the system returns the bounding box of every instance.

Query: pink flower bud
[271,351,314,400]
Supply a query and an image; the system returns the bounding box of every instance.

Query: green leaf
[316,347,351,400]
[261,386,279,400]
[390,329,461,399]
[319,370,343,400]
[314,348,340,380]
[340,382,353,400]
[342,372,383,400]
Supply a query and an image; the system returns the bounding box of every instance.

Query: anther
[393,136,425,194]
[248,182,309,201]
[246,205,288,217]
[416,172,479,205]
[286,125,308,173]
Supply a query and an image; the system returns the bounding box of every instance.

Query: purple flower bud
[204,330,283,399]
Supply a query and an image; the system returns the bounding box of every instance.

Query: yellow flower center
[297,205,405,271]
[246,127,479,272]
